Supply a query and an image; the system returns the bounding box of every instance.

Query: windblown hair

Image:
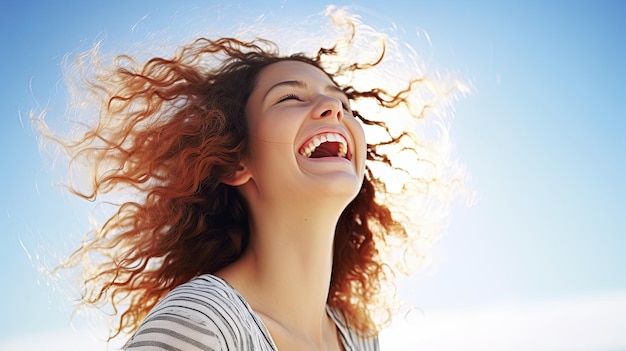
[45,7,463,341]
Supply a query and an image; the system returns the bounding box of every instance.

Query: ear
[221,163,251,186]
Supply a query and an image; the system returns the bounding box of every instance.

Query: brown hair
[47,11,463,340]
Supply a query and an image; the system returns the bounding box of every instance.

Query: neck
[218,195,345,341]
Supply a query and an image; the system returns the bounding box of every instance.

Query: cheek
[246,112,301,173]
[248,108,304,144]
[349,120,368,174]
[350,120,366,152]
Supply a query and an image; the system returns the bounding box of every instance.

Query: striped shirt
[124,274,379,350]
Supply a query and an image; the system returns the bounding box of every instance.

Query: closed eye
[277,93,351,114]
[277,93,301,103]
[341,100,353,113]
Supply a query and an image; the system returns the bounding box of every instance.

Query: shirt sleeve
[124,304,224,351]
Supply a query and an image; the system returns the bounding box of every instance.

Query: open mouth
[298,132,350,160]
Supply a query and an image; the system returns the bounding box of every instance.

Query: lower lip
[300,156,353,165]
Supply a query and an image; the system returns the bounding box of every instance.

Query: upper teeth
[299,132,348,158]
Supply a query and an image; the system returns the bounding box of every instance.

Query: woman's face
[243,60,366,205]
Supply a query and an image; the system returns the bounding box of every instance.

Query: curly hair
[45,8,464,341]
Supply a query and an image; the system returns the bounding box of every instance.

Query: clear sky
[1,1,624,350]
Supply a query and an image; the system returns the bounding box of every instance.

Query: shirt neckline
[203,273,353,350]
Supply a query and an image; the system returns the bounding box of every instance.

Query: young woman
[123,53,373,351]
[48,7,463,351]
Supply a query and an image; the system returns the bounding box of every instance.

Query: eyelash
[277,93,301,103]
[277,94,351,112]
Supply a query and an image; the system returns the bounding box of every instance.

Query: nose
[313,95,343,121]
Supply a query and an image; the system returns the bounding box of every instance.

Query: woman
[49,7,463,351]
[123,53,373,351]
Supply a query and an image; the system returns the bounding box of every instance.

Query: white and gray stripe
[124,274,379,350]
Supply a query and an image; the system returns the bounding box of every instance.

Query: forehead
[254,60,337,91]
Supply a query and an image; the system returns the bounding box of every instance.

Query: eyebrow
[263,80,347,101]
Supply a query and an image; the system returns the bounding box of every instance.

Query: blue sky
[1,1,624,349]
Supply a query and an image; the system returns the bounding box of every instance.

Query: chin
[308,172,363,201]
